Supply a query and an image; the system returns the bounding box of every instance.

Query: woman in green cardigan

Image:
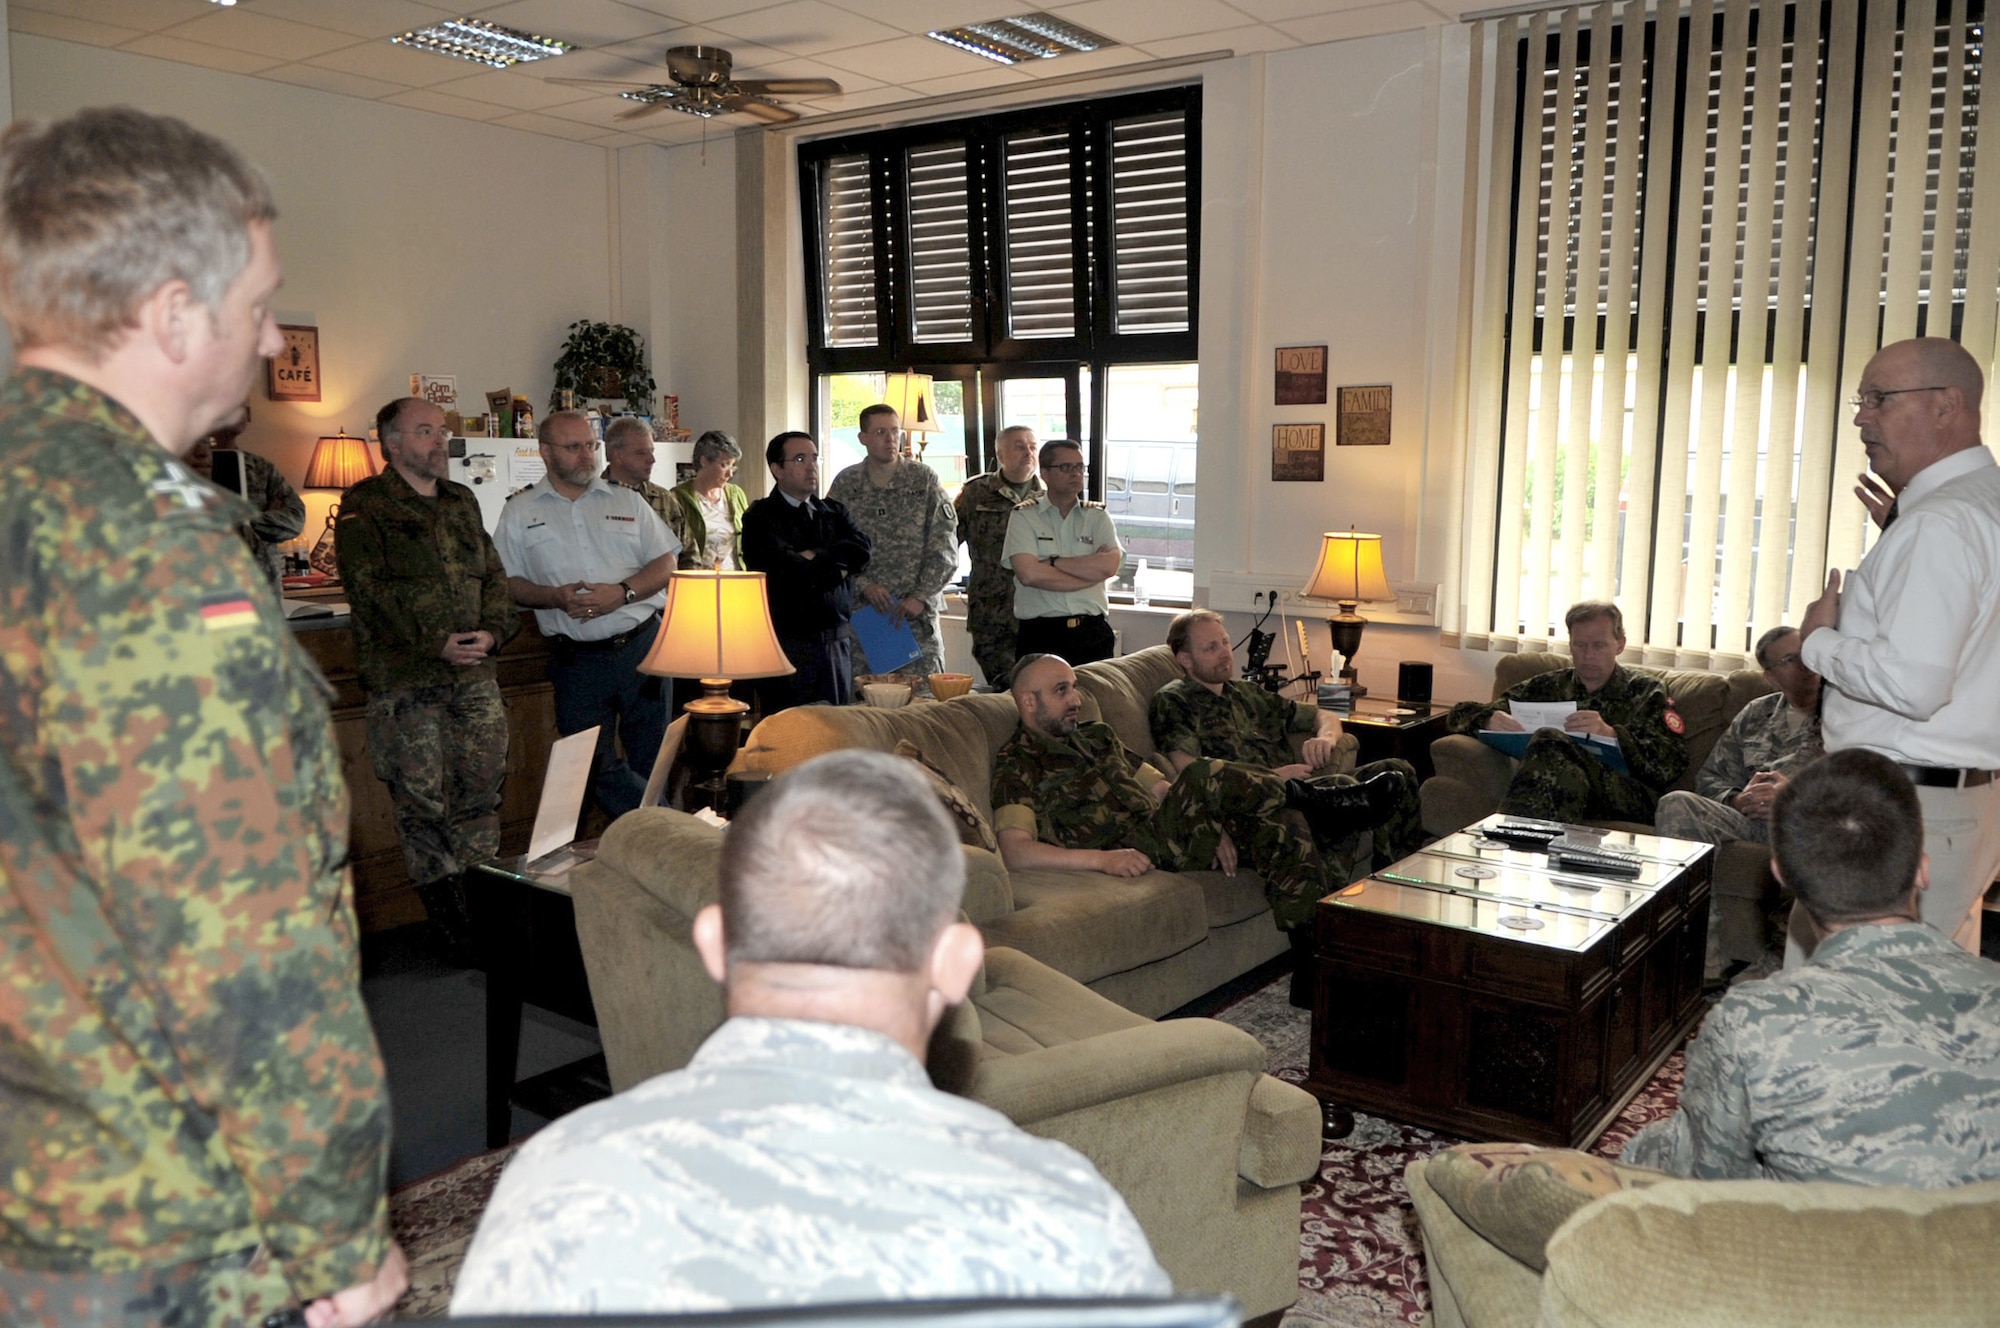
[667,430,750,569]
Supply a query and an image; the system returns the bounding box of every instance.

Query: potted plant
[549,319,656,411]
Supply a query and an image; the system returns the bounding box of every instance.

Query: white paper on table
[1495,700,1576,731]
[527,725,600,863]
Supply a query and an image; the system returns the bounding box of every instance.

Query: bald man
[1797,336,2000,960]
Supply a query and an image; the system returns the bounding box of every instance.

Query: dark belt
[1031,615,1105,630]
[1898,763,1998,789]
[553,611,660,656]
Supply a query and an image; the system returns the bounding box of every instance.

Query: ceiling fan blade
[730,96,799,125]
[734,78,842,97]
[545,76,674,91]
[615,99,677,121]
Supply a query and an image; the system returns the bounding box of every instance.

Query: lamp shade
[1301,530,1394,605]
[884,371,938,434]
[303,429,378,489]
[639,571,797,681]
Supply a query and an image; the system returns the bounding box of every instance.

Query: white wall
[12,35,616,498]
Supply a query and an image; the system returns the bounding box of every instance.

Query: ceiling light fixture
[618,88,721,118]
[927,12,1116,66]
[391,18,574,69]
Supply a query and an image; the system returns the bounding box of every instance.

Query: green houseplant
[549,319,656,411]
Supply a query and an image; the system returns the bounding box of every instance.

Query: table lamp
[302,428,377,488]
[884,371,938,458]
[639,571,795,809]
[1300,529,1394,698]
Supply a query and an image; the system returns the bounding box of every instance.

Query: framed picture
[267,325,320,402]
[1272,422,1325,481]
[1275,345,1328,405]
[1337,384,1393,446]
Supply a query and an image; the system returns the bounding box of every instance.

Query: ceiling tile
[793,85,916,113]
[159,10,362,61]
[1138,22,1298,56]
[824,0,1002,27]
[614,0,782,22]
[8,8,143,46]
[13,0,210,29]
[729,53,883,92]
[430,68,605,109]
[381,87,515,120]
[472,0,681,47]
[1221,0,1368,19]
[305,39,489,87]
[243,0,457,40]
[1052,0,1254,42]
[902,65,1035,97]
[255,62,407,100]
[488,109,623,141]
[817,34,996,83]
[1275,1,1441,42]
[1013,45,1162,76]
[120,33,285,74]
[704,0,902,56]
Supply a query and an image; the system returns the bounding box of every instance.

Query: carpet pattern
[385,978,1685,1321]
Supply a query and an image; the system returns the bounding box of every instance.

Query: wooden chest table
[1302,816,1712,1147]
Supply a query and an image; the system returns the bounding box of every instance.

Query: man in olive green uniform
[1448,601,1687,822]
[991,654,1332,932]
[954,425,1043,686]
[603,414,675,531]
[186,420,304,587]
[338,397,518,965]
[0,108,402,1326]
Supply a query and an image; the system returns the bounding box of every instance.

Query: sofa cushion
[1425,1142,1668,1272]
[1075,645,1184,766]
[974,945,1152,1056]
[983,869,1209,987]
[893,739,999,852]
[734,693,1023,817]
[597,805,723,920]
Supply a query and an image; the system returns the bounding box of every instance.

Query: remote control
[1551,847,1644,877]
[1486,820,1564,846]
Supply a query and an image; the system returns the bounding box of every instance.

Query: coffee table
[1301,816,1712,1147]
[1334,699,1451,779]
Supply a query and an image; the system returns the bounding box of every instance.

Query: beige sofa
[568,801,1324,1317]
[1406,1151,2000,1328]
[1421,652,1781,971]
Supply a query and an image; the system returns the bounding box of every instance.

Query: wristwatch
[620,581,637,605]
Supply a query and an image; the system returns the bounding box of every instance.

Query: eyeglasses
[1849,386,1947,410]
[1045,462,1087,475]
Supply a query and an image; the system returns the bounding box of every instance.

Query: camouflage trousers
[849,602,944,679]
[1654,789,1770,846]
[1314,758,1426,883]
[366,678,508,888]
[1499,729,1658,824]
[966,589,1020,687]
[1121,758,1330,932]
[0,1244,296,1328]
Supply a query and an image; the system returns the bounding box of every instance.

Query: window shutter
[1002,128,1077,338]
[820,153,879,347]
[906,141,974,343]
[1109,111,1190,333]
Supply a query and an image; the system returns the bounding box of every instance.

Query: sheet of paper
[1502,700,1577,731]
[528,725,599,863]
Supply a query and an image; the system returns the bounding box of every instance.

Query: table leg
[481,871,530,1149]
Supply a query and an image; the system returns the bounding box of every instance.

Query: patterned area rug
[1210,978,1685,1328]
[385,977,1684,1321]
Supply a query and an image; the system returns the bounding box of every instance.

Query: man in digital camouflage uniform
[186,417,303,587]
[1448,600,1687,822]
[827,403,959,678]
[452,750,1169,1312]
[337,396,518,967]
[1623,751,2000,1186]
[954,423,1043,686]
[0,107,402,1327]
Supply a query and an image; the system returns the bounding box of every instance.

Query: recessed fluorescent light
[391,17,574,69]
[927,13,1116,66]
[208,0,238,6]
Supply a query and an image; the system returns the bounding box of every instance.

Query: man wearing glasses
[742,430,873,710]
[1798,336,2000,959]
[1003,439,1123,666]
[496,410,681,818]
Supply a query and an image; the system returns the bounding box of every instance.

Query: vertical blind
[1449,0,1993,668]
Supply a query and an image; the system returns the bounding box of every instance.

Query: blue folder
[1477,728,1630,775]
[850,604,923,671]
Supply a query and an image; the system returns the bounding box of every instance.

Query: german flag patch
[200,592,259,632]
[1663,697,1685,735]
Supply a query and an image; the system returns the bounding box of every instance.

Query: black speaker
[1397,661,1434,706]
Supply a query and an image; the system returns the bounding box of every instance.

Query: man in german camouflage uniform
[186,417,303,587]
[0,107,402,1327]
[1448,600,1687,822]
[602,414,674,530]
[337,396,518,966]
[954,424,1043,686]
[452,750,1168,1312]
[827,404,959,678]
[993,654,1343,938]
[1151,609,1423,884]
[1623,751,2000,1185]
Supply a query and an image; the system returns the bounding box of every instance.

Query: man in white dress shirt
[495,410,680,817]
[1798,336,2000,957]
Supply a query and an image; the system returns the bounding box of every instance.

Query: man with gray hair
[0,107,401,1325]
[955,424,1044,686]
[452,749,1170,1313]
[600,413,674,533]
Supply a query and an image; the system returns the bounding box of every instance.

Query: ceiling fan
[552,45,842,125]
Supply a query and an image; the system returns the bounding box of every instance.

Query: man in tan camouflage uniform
[953,424,1043,686]
[827,404,959,677]
[337,396,518,967]
[0,108,402,1326]
[1448,601,1688,823]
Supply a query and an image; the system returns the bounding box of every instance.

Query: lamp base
[1326,607,1370,700]
[682,680,748,811]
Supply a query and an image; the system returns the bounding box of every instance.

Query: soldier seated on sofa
[1447,600,1688,823]
[1620,750,2000,1187]
[994,653,1396,1006]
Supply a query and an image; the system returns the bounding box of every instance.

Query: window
[1451,0,1994,664]
[801,89,1200,604]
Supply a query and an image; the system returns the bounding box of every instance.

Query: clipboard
[850,604,922,671]
[1476,728,1630,775]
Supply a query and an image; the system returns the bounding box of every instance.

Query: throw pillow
[1425,1142,1668,1271]
[893,739,999,853]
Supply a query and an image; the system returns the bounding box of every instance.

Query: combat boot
[1284,770,1402,848]
[416,874,480,970]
